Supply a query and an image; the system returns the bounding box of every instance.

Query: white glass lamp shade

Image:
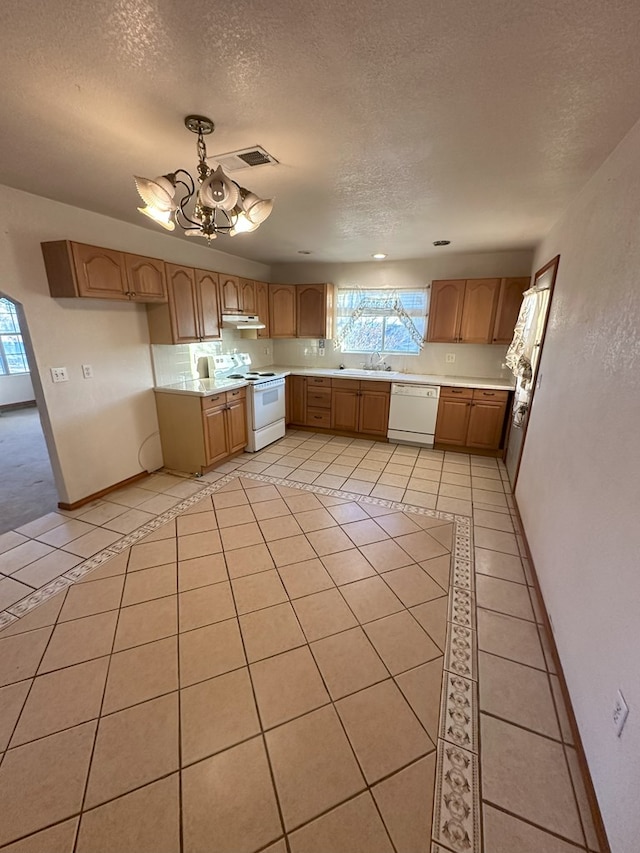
[134,175,176,211]
[241,192,274,225]
[198,166,240,211]
[229,211,260,236]
[137,205,175,230]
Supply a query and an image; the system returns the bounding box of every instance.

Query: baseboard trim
[57,471,150,511]
[512,494,611,853]
[0,400,37,413]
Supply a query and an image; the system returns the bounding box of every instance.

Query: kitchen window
[334,288,427,354]
[0,298,29,374]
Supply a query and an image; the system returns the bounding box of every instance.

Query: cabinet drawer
[440,386,473,400]
[202,393,226,410]
[306,408,331,427]
[306,388,331,408]
[472,388,509,402]
[331,378,360,390]
[306,376,331,388]
[362,380,391,393]
[226,387,246,403]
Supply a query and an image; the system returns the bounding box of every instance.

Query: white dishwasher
[388,383,440,446]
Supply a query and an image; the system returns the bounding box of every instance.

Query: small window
[334,288,427,355]
[0,298,29,375]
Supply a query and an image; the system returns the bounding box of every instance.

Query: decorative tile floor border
[0,468,481,852]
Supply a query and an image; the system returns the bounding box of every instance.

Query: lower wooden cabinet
[435,387,509,450]
[286,375,391,436]
[155,388,247,474]
[288,375,307,426]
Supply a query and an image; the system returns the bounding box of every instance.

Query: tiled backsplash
[151,329,273,386]
[272,338,510,379]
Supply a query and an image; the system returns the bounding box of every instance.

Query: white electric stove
[209,354,287,451]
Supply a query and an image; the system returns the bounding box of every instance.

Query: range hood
[221,314,266,330]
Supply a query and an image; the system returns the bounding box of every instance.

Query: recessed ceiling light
[372,253,387,260]
[433,240,451,247]
[298,250,312,255]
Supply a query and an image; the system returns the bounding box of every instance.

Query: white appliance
[221,314,266,330]
[210,353,286,452]
[388,383,440,446]
[246,377,286,451]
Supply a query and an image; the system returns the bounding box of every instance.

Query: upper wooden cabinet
[147,264,221,344]
[297,284,334,339]
[195,269,222,340]
[42,241,168,302]
[427,277,526,344]
[269,284,297,338]
[459,279,501,344]
[219,275,241,313]
[426,280,465,342]
[254,280,270,338]
[240,278,256,315]
[123,253,167,302]
[492,277,529,343]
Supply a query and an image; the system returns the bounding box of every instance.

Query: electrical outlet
[318,348,325,357]
[50,367,68,383]
[613,690,629,737]
[446,353,456,363]
[82,364,93,379]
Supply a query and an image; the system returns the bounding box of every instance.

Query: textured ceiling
[2,0,640,264]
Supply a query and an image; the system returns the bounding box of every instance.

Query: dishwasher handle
[391,383,440,399]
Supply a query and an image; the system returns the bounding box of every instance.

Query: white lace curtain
[333,289,425,352]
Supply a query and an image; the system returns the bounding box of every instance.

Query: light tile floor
[0,431,602,852]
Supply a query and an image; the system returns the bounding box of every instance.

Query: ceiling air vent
[209,146,278,172]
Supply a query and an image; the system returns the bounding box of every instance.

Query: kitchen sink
[331,368,398,377]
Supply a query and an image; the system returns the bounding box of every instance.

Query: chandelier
[134,115,274,242]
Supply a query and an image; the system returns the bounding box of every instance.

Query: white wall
[516,118,640,853]
[0,184,270,504]
[0,373,34,406]
[271,251,533,377]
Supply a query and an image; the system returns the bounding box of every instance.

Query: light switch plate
[50,367,68,383]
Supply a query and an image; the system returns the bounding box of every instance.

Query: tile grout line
[71,543,131,853]
[222,516,293,853]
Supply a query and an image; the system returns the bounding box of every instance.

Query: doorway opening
[0,294,59,534]
[504,255,559,488]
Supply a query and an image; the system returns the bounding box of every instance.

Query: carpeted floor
[0,406,59,534]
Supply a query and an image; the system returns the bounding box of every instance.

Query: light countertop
[154,366,514,397]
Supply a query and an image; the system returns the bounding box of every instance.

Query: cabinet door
[166,264,199,343]
[460,279,501,343]
[297,284,327,338]
[195,269,221,340]
[358,389,390,436]
[71,243,127,299]
[434,398,471,445]
[220,275,241,313]
[270,285,297,337]
[124,254,167,302]
[225,400,248,454]
[492,277,529,344]
[240,278,256,314]
[331,388,359,432]
[203,406,229,465]
[255,280,271,338]
[290,376,307,425]
[467,401,506,449]
[427,280,465,342]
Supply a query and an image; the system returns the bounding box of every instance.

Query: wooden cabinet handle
[452,389,463,393]
[483,392,495,396]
